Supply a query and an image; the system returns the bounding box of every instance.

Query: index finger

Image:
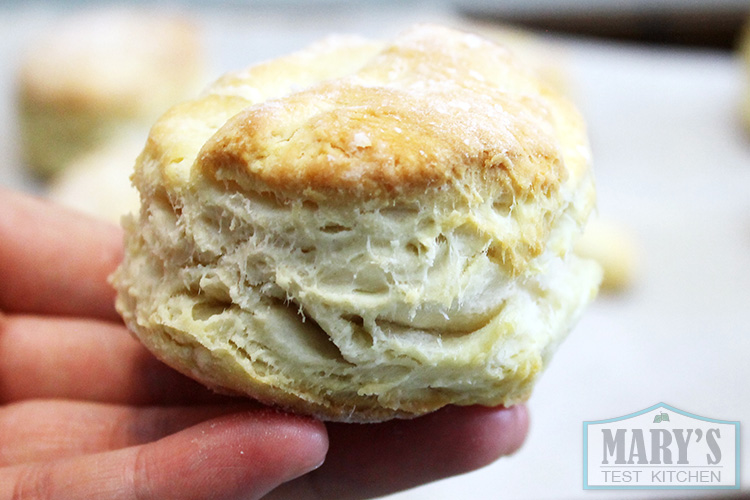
[0,188,123,321]
[0,410,328,500]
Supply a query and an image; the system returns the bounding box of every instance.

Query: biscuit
[46,133,143,224]
[575,217,638,293]
[17,7,206,177]
[113,25,601,422]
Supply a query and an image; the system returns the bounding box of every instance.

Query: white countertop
[2,3,749,499]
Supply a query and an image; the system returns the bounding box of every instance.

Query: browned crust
[133,24,578,205]
[199,77,565,203]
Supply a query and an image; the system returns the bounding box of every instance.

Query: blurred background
[1,0,749,499]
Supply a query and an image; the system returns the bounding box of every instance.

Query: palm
[0,188,527,499]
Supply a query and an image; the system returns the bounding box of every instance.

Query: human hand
[0,187,528,499]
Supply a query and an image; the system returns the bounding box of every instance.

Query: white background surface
[1,2,749,499]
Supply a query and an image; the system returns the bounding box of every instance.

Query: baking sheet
[1,3,748,499]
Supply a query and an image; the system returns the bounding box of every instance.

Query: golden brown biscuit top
[147,25,587,203]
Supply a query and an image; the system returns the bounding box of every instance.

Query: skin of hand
[0,187,528,500]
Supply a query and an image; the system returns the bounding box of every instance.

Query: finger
[0,188,123,321]
[0,400,265,466]
[0,314,229,405]
[268,404,529,500]
[0,410,328,500]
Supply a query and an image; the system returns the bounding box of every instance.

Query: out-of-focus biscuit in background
[16,7,208,179]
